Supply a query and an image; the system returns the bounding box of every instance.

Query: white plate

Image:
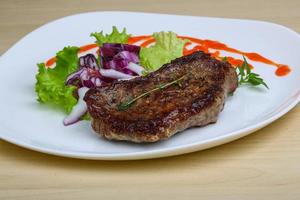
[1,11,300,160]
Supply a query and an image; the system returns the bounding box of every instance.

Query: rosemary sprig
[237,56,269,89]
[117,76,185,111]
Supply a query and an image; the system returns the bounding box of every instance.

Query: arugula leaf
[237,56,269,89]
[139,31,189,71]
[35,46,80,113]
[90,26,130,46]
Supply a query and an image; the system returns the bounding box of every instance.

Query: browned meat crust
[84,51,238,142]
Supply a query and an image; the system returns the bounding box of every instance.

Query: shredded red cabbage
[65,50,142,89]
[66,54,108,88]
[64,44,144,126]
[100,43,141,75]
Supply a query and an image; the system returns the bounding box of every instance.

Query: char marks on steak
[84,51,238,143]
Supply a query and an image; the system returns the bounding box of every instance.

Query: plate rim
[1,11,300,160]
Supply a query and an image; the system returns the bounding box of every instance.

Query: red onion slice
[99,69,134,79]
[63,87,89,126]
[66,68,84,86]
[126,62,144,75]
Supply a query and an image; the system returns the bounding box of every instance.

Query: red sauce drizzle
[44,35,291,77]
[45,57,56,67]
[79,43,98,53]
[179,36,290,76]
[276,65,291,76]
[128,35,151,44]
[183,42,192,54]
[210,51,220,58]
[140,38,155,47]
[226,56,253,69]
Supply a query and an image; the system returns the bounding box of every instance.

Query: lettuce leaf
[35,46,79,113]
[90,26,130,46]
[140,31,188,71]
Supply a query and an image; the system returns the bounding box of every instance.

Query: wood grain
[0,0,300,199]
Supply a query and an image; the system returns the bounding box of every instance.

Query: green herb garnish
[222,56,228,61]
[237,56,269,89]
[117,76,185,111]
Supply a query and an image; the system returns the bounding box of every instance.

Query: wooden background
[1,0,300,199]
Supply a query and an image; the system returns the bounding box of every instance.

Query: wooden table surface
[1,0,300,199]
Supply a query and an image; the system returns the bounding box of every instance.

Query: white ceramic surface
[0,11,300,160]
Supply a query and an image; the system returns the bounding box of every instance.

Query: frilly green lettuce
[35,46,79,113]
[140,31,188,71]
[91,26,130,46]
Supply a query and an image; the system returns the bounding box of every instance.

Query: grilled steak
[84,51,238,143]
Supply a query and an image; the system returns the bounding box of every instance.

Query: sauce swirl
[129,35,291,76]
[45,35,291,77]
